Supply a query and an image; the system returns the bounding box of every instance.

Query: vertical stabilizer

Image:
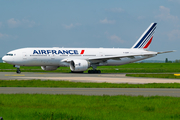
[131,23,157,49]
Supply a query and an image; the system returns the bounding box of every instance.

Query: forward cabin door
[22,52,27,61]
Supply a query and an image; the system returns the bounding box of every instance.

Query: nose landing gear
[13,65,21,74]
[16,68,21,74]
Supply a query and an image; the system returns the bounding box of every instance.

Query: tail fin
[131,23,157,49]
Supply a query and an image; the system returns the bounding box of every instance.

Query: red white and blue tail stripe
[131,23,157,49]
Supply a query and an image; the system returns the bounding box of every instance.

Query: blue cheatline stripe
[139,32,154,48]
[138,28,155,48]
[134,23,157,48]
[140,30,155,48]
[138,27,156,48]
[138,26,156,48]
[134,23,156,48]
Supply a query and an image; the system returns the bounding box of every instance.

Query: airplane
[2,23,174,74]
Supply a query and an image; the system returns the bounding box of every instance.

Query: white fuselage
[2,47,157,67]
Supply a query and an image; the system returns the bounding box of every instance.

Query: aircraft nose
[2,56,13,63]
[2,56,6,62]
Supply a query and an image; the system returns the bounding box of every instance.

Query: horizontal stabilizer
[157,50,175,54]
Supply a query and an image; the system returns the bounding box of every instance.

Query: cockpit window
[6,54,13,56]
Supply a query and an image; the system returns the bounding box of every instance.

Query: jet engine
[41,66,59,71]
[70,60,90,72]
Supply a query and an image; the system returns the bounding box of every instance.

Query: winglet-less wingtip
[157,50,176,54]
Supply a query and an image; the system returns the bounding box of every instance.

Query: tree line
[165,58,180,63]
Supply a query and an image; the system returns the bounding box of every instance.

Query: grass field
[1,63,180,120]
[1,94,180,120]
[1,80,180,88]
[1,63,180,73]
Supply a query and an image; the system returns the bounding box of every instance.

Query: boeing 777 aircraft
[2,23,174,74]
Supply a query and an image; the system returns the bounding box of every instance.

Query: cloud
[100,18,115,24]
[62,23,81,29]
[168,29,180,40]
[7,18,20,28]
[7,18,36,28]
[110,8,124,13]
[155,6,178,21]
[109,35,124,43]
[0,33,9,39]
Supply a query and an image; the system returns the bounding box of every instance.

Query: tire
[16,70,21,74]
[97,70,101,73]
[88,70,92,73]
[88,70,101,74]
[71,71,84,73]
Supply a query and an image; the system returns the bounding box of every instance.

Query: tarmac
[0,87,180,97]
[1,72,180,97]
[1,72,180,84]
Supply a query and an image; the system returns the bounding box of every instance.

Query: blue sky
[0,0,180,60]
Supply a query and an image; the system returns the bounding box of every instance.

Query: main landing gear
[71,71,84,73]
[88,65,101,74]
[88,70,101,73]
[13,65,21,74]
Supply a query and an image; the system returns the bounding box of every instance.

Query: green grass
[1,63,180,73]
[0,63,70,73]
[126,74,180,79]
[0,94,180,120]
[1,80,180,88]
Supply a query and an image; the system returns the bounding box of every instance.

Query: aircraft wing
[61,50,175,63]
[87,52,157,61]
[88,50,175,61]
[61,52,158,63]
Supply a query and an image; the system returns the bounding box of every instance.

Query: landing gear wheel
[16,68,21,74]
[88,70,101,74]
[13,65,21,74]
[71,71,84,73]
[97,70,101,73]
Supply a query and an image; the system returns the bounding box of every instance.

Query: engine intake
[70,60,90,72]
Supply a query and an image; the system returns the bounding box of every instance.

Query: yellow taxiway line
[5,74,25,76]
[174,74,180,76]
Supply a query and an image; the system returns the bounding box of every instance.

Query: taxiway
[0,87,180,97]
[0,72,180,84]
[1,72,180,97]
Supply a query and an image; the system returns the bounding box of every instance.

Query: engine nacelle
[70,60,90,72]
[41,66,59,71]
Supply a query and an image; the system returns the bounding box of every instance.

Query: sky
[0,0,180,60]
